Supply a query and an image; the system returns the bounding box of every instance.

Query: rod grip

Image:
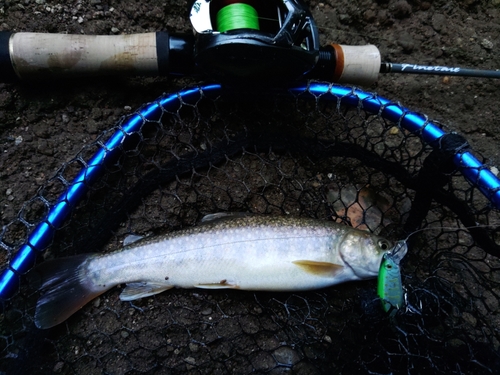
[330,44,381,86]
[0,31,194,81]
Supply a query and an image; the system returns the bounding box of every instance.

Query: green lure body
[377,240,407,313]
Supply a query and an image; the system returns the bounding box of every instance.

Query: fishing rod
[380,63,500,79]
[0,0,497,86]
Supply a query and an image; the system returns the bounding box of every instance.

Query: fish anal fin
[120,282,174,301]
[292,260,344,276]
[195,279,239,289]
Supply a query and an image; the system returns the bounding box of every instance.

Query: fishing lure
[377,240,407,314]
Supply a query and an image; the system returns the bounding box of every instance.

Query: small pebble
[201,308,212,316]
[53,362,64,373]
[184,356,196,365]
[273,346,300,366]
[389,126,400,135]
[481,39,494,50]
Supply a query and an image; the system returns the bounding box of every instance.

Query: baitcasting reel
[188,0,380,85]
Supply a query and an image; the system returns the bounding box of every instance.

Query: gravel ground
[1,1,498,221]
[0,1,499,374]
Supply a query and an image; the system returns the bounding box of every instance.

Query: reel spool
[216,3,260,33]
[189,0,321,85]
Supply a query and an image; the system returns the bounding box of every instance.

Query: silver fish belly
[31,214,395,329]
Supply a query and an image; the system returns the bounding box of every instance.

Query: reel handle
[0,31,195,82]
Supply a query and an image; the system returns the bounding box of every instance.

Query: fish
[377,239,408,314]
[30,213,401,329]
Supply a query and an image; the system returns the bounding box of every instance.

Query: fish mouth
[389,240,408,263]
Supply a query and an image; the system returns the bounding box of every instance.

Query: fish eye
[378,240,391,251]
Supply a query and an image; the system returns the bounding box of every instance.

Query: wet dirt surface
[0,1,499,374]
[1,0,499,221]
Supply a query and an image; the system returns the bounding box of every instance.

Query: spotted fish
[31,213,400,329]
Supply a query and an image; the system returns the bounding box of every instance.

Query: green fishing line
[217,3,260,33]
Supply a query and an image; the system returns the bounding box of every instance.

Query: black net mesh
[1,83,500,374]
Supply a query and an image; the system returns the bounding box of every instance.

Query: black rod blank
[381,62,500,79]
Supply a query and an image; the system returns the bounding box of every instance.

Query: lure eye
[378,240,391,251]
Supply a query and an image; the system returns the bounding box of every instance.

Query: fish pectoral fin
[195,279,239,289]
[292,260,344,276]
[119,282,174,301]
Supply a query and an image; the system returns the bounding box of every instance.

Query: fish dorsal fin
[292,260,344,276]
[119,282,174,301]
[200,212,253,224]
[123,234,145,246]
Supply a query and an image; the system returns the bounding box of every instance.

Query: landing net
[1,83,499,374]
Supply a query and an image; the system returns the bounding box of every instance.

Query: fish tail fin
[29,254,107,329]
